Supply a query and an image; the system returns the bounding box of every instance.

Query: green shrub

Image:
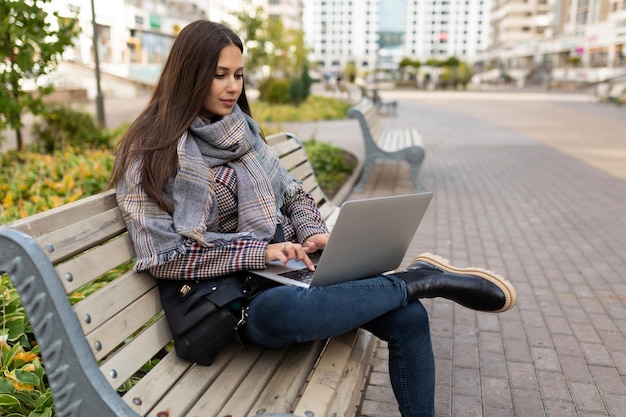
[263,79,291,104]
[1,274,54,417]
[289,78,306,104]
[0,148,114,223]
[251,95,351,123]
[289,62,313,105]
[31,104,121,153]
[303,139,356,198]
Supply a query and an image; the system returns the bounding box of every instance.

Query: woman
[111,20,516,417]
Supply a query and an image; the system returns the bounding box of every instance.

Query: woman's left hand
[302,233,330,252]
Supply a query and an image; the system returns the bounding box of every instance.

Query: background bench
[0,132,375,417]
[348,99,426,192]
[359,86,397,115]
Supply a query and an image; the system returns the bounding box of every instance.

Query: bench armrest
[0,227,138,417]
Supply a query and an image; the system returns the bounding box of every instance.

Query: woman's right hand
[265,242,315,271]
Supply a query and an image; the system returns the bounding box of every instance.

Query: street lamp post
[90,0,105,127]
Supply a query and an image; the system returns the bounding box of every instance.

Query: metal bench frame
[348,99,426,192]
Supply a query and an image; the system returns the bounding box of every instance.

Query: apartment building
[483,0,626,83]
[302,1,379,74]
[53,0,209,82]
[403,0,490,60]
[302,0,491,77]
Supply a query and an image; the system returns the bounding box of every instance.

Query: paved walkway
[327,91,625,417]
[6,69,626,416]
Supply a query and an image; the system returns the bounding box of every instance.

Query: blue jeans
[241,274,435,417]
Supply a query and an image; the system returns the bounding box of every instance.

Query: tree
[234,0,311,101]
[231,2,268,79]
[0,0,79,151]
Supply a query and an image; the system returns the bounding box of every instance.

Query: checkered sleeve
[148,238,268,279]
[282,187,329,243]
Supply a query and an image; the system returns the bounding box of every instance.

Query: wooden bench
[348,99,426,192]
[0,132,375,417]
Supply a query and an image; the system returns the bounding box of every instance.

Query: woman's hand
[266,242,316,271]
[302,233,330,253]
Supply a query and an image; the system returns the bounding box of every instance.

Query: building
[302,0,491,79]
[52,0,209,83]
[53,0,625,87]
[482,0,626,84]
[54,0,304,84]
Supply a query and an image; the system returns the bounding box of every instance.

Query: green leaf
[0,393,21,408]
[2,343,21,367]
[14,369,41,386]
[0,377,16,394]
[35,391,53,409]
[29,406,53,417]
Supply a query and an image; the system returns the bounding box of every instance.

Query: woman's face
[203,44,244,118]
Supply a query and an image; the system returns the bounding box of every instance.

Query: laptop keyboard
[278,267,315,285]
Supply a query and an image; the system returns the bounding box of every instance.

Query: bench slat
[327,330,375,414]
[188,347,287,417]
[123,350,196,415]
[293,331,360,416]
[288,161,315,183]
[86,286,162,361]
[250,340,326,414]
[269,136,302,157]
[265,132,290,147]
[36,208,126,264]
[8,189,118,237]
[100,315,173,390]
[74,270,155,335]
[279,148,310,172]
[56,234,135,294]
[149,345,260,417]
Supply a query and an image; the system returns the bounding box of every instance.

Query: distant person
[423,73,431,90]
[110,20,517,417]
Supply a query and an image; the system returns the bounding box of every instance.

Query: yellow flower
[3,192,13,208]
[22,364,36,373]
[14,352,39,364]
[12,381,35,391]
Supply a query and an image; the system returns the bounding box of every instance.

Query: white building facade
[302,0,491,77]
[482,0,626,83]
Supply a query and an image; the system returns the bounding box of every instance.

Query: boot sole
[411,253,517,313]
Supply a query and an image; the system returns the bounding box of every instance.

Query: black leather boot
[393,253,517,313]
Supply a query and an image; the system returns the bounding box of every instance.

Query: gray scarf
[116,105,300,270]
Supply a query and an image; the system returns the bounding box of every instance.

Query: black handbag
[158,274,248,366]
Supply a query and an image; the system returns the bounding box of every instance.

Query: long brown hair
[110,20,252,213]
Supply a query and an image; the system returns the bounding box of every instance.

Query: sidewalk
[335,91,626,417]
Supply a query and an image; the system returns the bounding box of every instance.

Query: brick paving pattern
[340,92,626,417]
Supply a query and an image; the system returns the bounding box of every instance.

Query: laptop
[250,192,433,288]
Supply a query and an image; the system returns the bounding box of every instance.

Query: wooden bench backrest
[5,132,336,413]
